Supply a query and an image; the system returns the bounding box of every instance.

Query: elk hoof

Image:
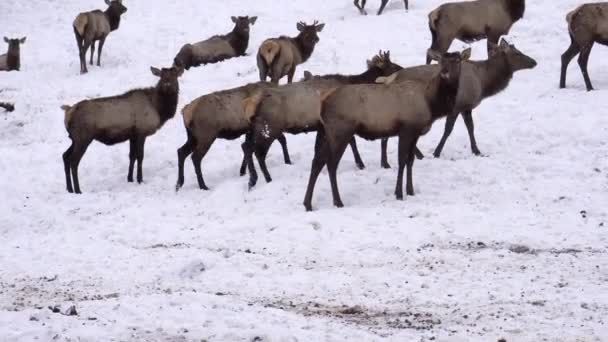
[406,189,415,196]
[334,200,344,208]
[304,204,313,212]
[472,149,482,156]
[433,151,441,158]
[381,162,391,169]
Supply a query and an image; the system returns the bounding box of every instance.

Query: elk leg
[74,32,84,73]
[377,0,389,15]
[176,133,195,191]
[414,147,424,160]
[89,41,95,65]
[462,110,481,155]
[349,137,365,170]
[254,137,274,184]
[303,131,329,211]
[135,136,146,184]
[486,33,500,56]
[257,54,268,82]
[395,132,418,199]
[192,137,215,190]
[287,67,296,84]
[427,35,452,65]
[242,133,259,189]
[578,42,595,91]
[381,138,391,169]
[277,133,291,165]
[80,40,92,74]
[560,38,579,89]
[239,142,249,176]
[97,37,106,67]
[127,138,136,182]
[354,0,367,14]
[433,113,458,158]
[69,139,92,194]
[327,134,352,208]
[63,143,74,193]
[404,0,409,11]
[405,135,420,196]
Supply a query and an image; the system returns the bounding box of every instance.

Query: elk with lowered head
[303,49,470,211]
[174,16,257,70]
[241,51,403,189]
[426,0,525,64]
[72,0,127,74]
[354,0,409,15]
[61,66,183,194]
[176,82,292,191]
[378,39,536,162]
[560,3,608,91]
[1,37,26,71]
[257,20,324,84]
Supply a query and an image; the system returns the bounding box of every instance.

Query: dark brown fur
[0,102,14,112]
[0,37,26,71]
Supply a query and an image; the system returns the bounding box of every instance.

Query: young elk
[241,51,403,189]
[257,21,325,84]
[354,0,409,15]
[73,0,127,74]
[426,0,525,64]
[174,16,257,70]
[379,39,536,161]
[303,49,470,211]
[176,82,291,191]
[560,3,608,91]
[0,37,26,71]
[61,66,183,194]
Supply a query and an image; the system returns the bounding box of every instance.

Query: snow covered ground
[1,0,607,340]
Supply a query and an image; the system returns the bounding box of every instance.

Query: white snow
[1,0,607,341]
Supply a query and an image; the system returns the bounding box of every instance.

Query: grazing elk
[0,37,26,71]
[303,49,470,211]
[176,82,292,191]
[241,51,403,188]
[378,39,536,162]
[560,3,608,91]
[426,0,525,64]
[73,0,127,74]
[174,16,258,70]
[0,102,14,112]
[61,66,183,194]
[257,21,325,84]
[354,0,409,15]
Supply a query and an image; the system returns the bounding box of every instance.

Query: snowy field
[1,0,607,340]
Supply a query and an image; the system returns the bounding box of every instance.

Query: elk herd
[1,0,605,210]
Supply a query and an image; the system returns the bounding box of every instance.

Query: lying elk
[426,0,525,64]
[378,39,536,161]
[560,3,608,91]
[303,49,470,211]
[176,82,291,191]
[0,37,26,71]
[354,0,409,15]
[242,51,403,188]
[0,102,14,112]
[61,66,183,194]
[73,0,127,74]
[257,20,324,84]
[174,16,257,70]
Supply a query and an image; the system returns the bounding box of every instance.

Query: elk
[0,37,26,71]
[426,0,525,64]
[174,16,257,70]
[353,0,409,15]
[257,20,324,84]
[560,3,608,91]
[379,39,536,161]
[61,66,183,194]
[242,51,403,189]
[72,0,127,74]
[176,82,292,191]
[303,49,470,211]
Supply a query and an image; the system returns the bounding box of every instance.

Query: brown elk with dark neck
[257,20,324,84]
[72,0,127,74]
[0,37,26,71]
[303,49,470,211]
[61,66,183,194]
[426,0,525,64]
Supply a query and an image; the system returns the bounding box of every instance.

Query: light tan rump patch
[73,13,88,37]
[259,40,281,65]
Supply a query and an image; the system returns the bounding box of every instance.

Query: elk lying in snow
[303,49,470,211]
[378,39,536,161]
[560,3,608,91]
[426,0,525,64]
[242,51,403,188]
[354,0,409,15]
[61,66,183,194]
[176,82,292,191]
[72,0,127,74]
[0,37,26,71]
[257,21,325,84]
[174,16,257,70]
[0,102,14,112]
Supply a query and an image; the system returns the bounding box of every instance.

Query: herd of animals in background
[354,0,409,15]
[0,0,605,209]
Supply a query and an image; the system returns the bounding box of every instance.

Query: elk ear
[499,38,509,49]
[105,0,111,5]
[150,66,161,77]
[3,37,8,43]
[315,23,325,32]
[249,16,258,25]
[303,70,312,80]
[460,48,472,61]
[19,37,26,44]
[231,16,238,23]
[296,22,305,32]
[427,49,442,62]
